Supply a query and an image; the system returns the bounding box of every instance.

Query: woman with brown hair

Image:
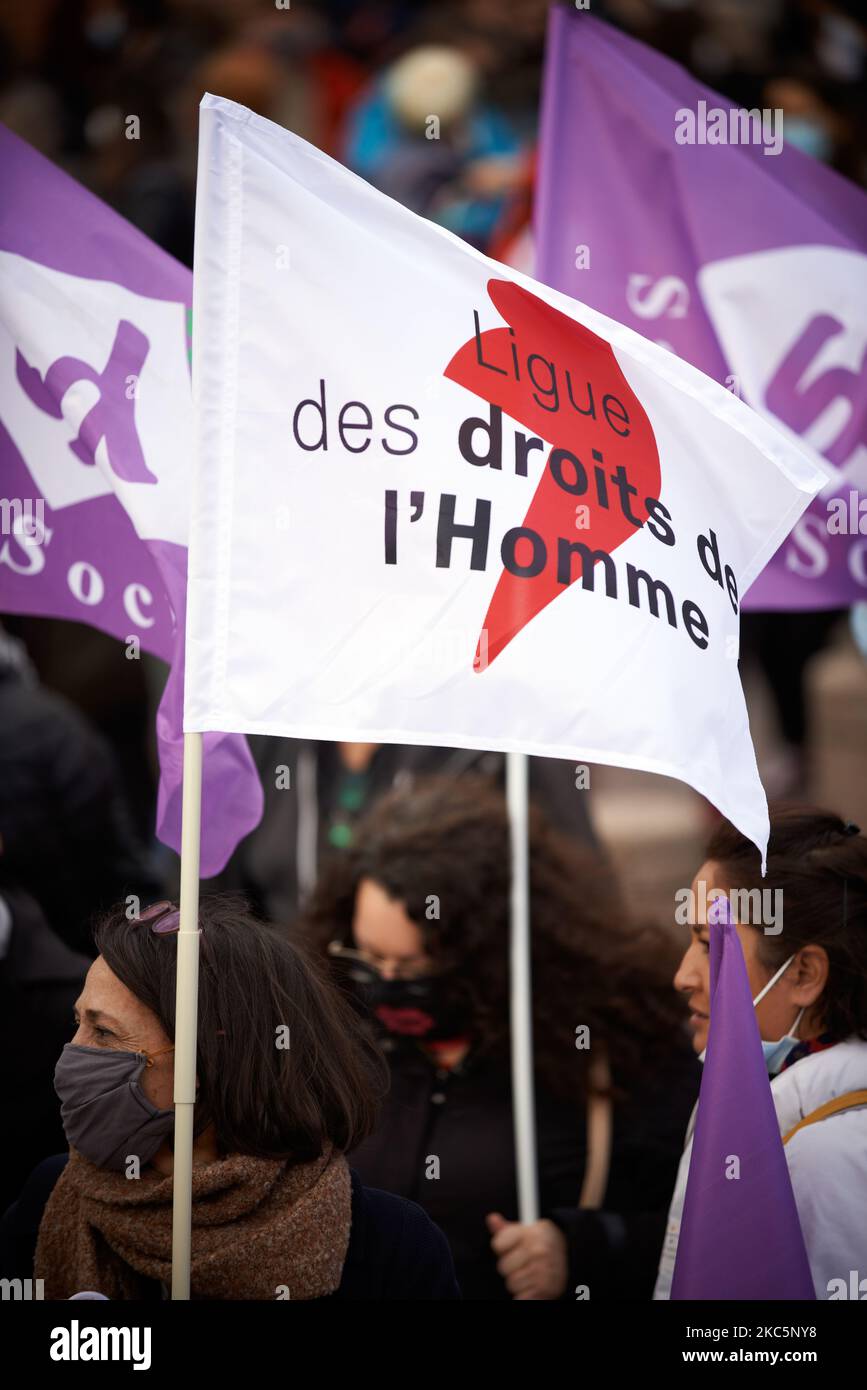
[300,774,700,1300]
[655,806,867,1300]
[0,897,460,1300]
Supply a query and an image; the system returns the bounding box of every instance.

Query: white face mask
[697,952,804,1074]
[752,954,805,1075]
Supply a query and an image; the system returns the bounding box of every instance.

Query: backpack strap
[782,1089,867,1145]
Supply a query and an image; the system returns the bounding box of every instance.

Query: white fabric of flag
[185,94,828,863]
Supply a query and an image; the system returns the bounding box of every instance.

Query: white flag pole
[506,749,539,1223]
[171,730,203,1299]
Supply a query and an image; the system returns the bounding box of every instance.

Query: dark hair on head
[705,804,867,1041]
[300,775,691,1101]
[93,895,389,1161]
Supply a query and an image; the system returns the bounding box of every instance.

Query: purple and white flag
[536,11,867,610]
[0,124,262,875]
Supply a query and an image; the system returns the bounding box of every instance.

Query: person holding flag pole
[166,737,541,1297]
[301,770,699,1300]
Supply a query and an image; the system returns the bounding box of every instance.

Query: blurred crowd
[1,0,865,278]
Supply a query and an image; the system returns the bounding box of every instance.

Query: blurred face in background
[351,877,434,980]
[764,76,838,162]
[349,878,475,1042]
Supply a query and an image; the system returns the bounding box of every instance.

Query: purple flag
[536,10,867,610]
[0,124,263,875]
[671,899,815,1299]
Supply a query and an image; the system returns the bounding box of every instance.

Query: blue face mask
[698,952,804,1075]
[784,118,832,163]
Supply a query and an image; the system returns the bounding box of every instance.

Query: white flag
[185,94,828,863]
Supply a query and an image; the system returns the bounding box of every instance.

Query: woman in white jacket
[655,807,867,1300]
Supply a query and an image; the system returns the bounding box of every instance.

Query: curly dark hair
[705,804,867,1041]
[93,895,390,1161]
[299,774,691,1102]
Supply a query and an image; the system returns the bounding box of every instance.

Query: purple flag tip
[708,891,733,926]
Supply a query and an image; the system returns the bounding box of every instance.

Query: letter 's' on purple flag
[535,10,867,612]
[671,898,815,1299]
[0,123,263,874]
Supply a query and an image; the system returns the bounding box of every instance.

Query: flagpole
[506,749,539,1222]
[171,730,203,1299]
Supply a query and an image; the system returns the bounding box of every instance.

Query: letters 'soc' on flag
[185,95,828,864]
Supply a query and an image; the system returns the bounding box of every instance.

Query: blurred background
[2,0,867,927]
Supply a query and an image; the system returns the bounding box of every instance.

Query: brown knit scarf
[35,1144,352,1301]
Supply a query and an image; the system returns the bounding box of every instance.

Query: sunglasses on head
[134,903,222,1040]
[137,900,182,934]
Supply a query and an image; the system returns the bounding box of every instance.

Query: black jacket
[0,890,89,1209]
[0,657,162,955]
[0,1154,461,1301]
[348,1038,700,1300]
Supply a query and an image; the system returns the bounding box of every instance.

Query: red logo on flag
[445,279,661,666]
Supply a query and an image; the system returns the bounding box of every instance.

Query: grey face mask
[54,1043,175,1171]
